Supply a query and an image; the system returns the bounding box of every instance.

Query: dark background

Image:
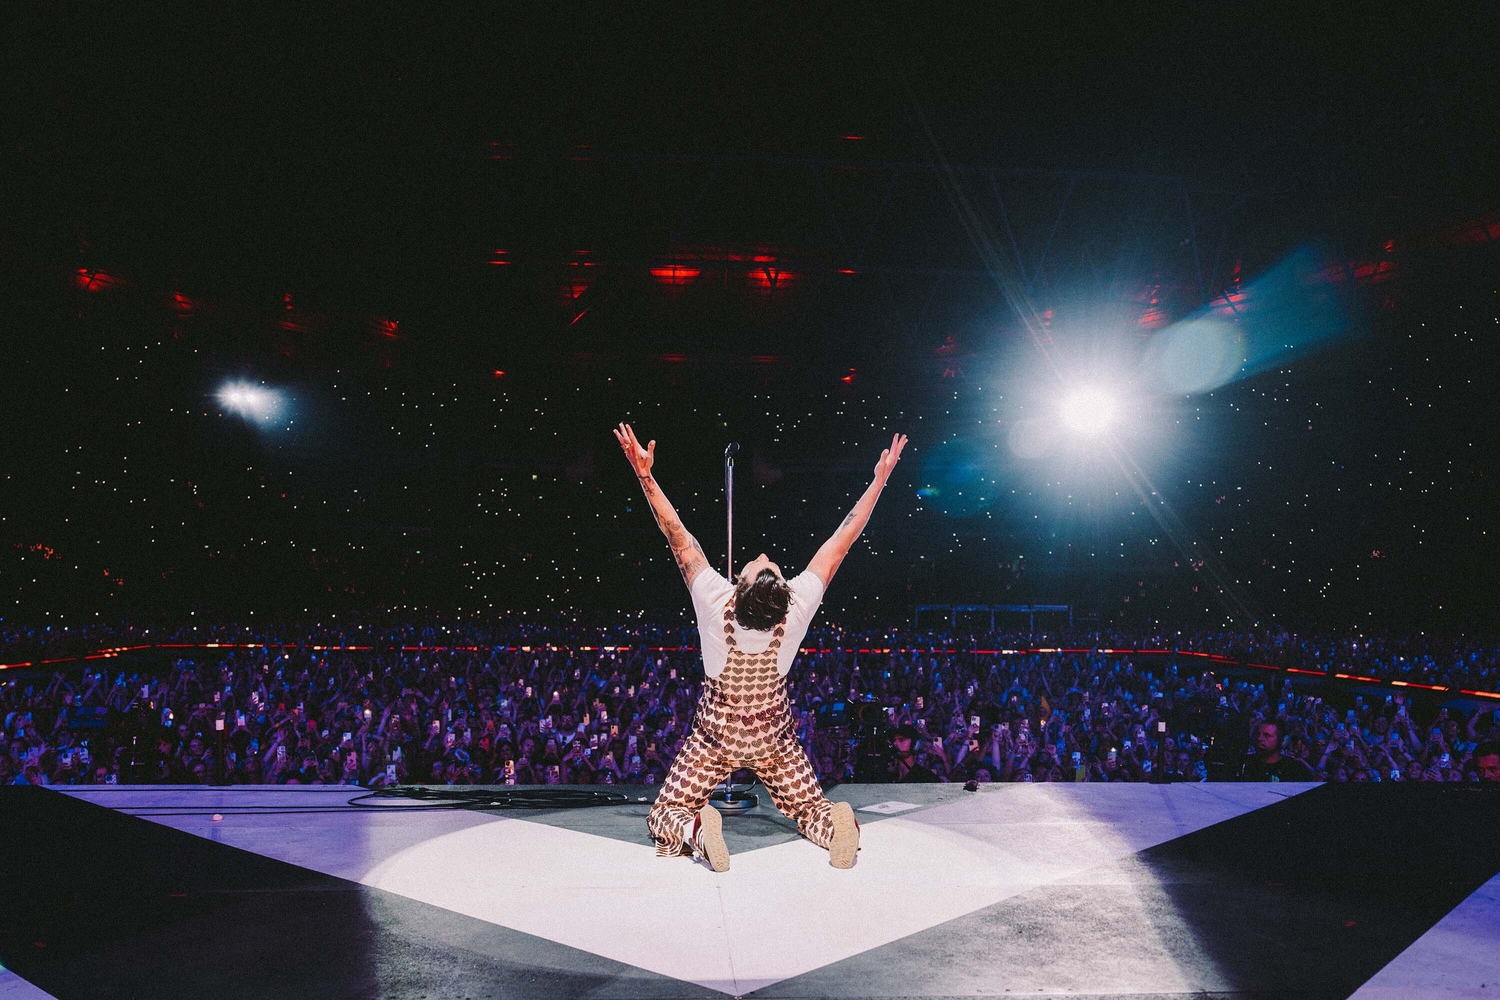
[2,6,1497,632]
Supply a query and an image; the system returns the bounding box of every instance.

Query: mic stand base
[709,783,759,814]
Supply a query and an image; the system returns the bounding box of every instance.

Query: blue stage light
[217,382,284,424]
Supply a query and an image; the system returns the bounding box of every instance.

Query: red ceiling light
[840,368,856,384]
[650,265,701,285]
[1355,260,1397,282]
[1209,289,1249,317]
[747,266,797,292]
[1137,306,1170,330]
[489,250,512,266]
[74,268,126,292]
[562,253,595,301]
[1310,259,1398,284]
[492,369,506,378]
[372,317,400,340]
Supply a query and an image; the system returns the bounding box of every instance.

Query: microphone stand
[711,441,757,814]
[724,442,738,578]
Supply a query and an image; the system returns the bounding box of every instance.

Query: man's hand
[613,423,655,479]
[873,433,908,484]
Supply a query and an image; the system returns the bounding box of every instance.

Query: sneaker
[694,804,730,872]
[828,801,859,869]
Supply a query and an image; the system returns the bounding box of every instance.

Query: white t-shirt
[689,567,825,678]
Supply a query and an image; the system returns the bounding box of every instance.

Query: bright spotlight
[1059,386,1116,436]
[218,381,284,424]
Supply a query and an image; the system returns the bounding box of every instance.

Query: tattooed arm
[612,422,709,589]
[806,433,907,589]
[641,474,710,588]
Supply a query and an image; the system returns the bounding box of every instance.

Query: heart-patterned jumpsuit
[647,594,837,856]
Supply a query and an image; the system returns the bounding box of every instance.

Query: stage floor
[1,782,1497,999]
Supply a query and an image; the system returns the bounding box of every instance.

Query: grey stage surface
[1,781,1497,999]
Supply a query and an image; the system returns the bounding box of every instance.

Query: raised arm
[806,433,907,588]
[613,422,710,589]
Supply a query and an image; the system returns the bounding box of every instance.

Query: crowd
[5,622,1499,789]
[8,621,1500,692]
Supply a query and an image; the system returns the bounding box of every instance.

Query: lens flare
[1146,316,1244,394]
[1145,246,1349,395]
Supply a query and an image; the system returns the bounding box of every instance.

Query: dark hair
[734,569,791,631]
[1253,718,1281,740]
[1475,741,1500,762]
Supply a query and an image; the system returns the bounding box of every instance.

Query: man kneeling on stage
[613,422,906,871]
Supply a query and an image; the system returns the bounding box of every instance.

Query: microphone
[725,442,740,464]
